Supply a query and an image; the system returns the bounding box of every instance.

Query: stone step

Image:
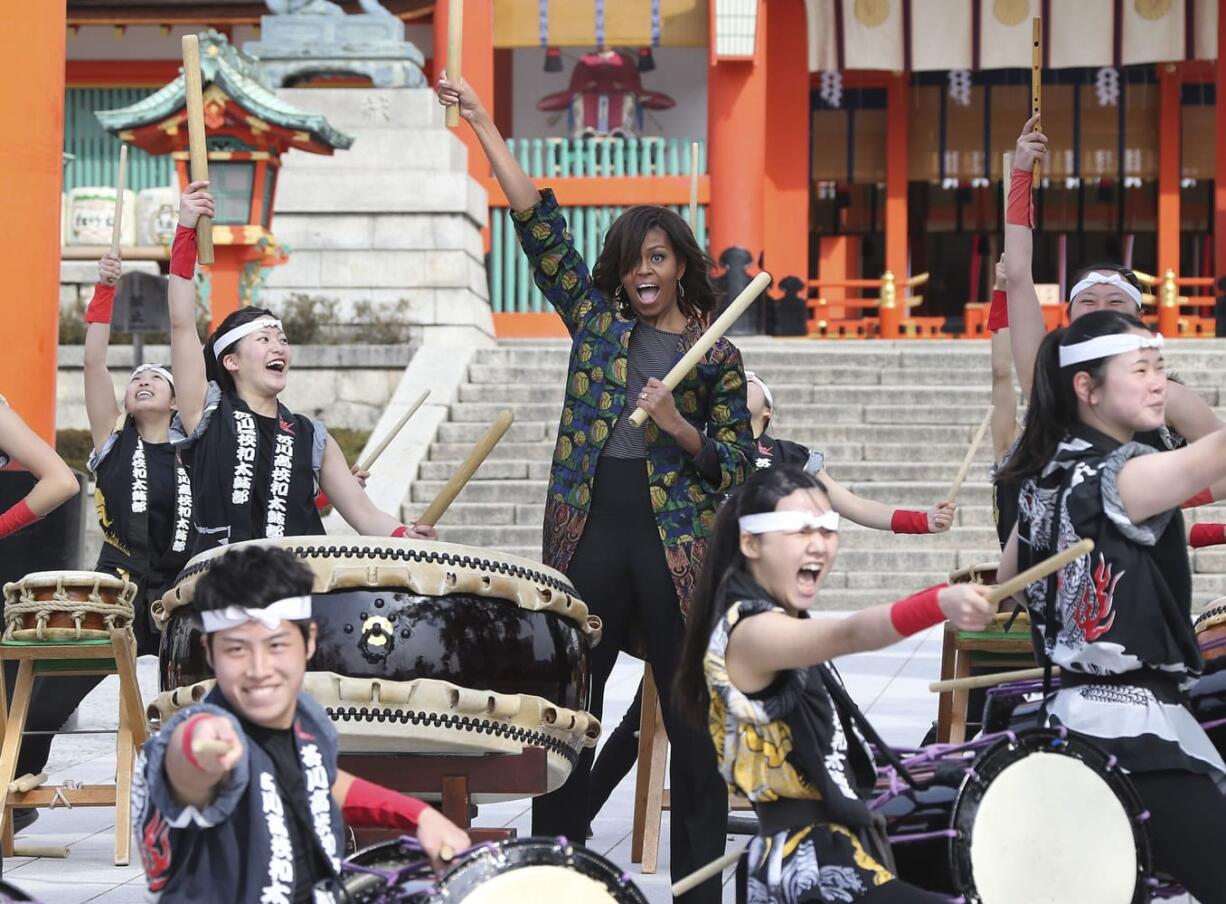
[410,479,546,504]
[818,461,992,483]
[841,481,993,506]
[428,441,559,462]
[435,420,552,443]
[417,459,553,482]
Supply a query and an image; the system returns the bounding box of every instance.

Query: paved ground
[0,626,1192,903]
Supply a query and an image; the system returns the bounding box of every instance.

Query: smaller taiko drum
[2,571,137,643]
[948,561,999,586]
[1194,598,1226,672]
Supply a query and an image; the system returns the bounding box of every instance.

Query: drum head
[435,838,647,903]
[951,730,1150,904]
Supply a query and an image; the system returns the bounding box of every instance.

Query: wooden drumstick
[672,845,746,896]
[8,772,47,793]
[930,665,1059,694]
[418,409,514,525]
[629,271,772,428]
[687,141,700,230]
[1031,16,1042,182]
[986,538,1093,606]
[358,389,430,472]
[445,0,464,128]
[181,34,214,264]
[12,844,69,859]
[110,144,128,256]
[946,406,993,505]
[439,844,456,863]
[192,738,236,757]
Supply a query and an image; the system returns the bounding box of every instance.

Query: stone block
[275,170,485,221]
[372,214,483,257]
[266,248,323,288]
[316,249,471,289]
[434,289,494,328]
[284,129,466,173]
[272,214,375,251]
[277,88,442,132]
[337,368,399,407]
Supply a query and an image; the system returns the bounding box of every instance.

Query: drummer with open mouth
[134,544,470,902]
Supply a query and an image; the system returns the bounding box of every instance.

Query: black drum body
[152,537,603,798]
[343,837,648,903]
[159,589,589,711]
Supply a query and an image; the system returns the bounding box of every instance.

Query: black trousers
[1131,769,1226,903]
[533,458,728,903]
[589,678,643,823]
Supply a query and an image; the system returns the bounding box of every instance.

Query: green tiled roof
[95,30,352,151]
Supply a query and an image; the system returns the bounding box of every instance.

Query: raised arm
[820,469,954,534]
[436,74,539,212]
[83,253,123,451]
[989,257,1020,461]
[168,182,212,435]
[1003,115,1048,400]
[1165,381,1225,443]
[1117,428,1226,523]
[319,434,435,538]
[0,403,79,536]
[725,583,995,693]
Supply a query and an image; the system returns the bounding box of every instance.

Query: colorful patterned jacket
[512,189,753,616]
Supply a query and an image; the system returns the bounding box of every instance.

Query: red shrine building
[4,0,1225,432]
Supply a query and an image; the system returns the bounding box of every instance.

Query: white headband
[1068,272,1143,309]
[744,371,774,410]
[130,364,174,387]
[1059,332,1165,368]
[213,317,284,360]
[739,510,840,535]
[199,595,312,633]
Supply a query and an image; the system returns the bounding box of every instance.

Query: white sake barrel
[136,187,178,246]
[67,187,136,246]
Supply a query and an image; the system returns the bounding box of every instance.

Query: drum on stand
[1189,599,1226,759]
[2,571,137,642]
[342,836,648,903]
[877,728,1157,903]
[152,537,602,799]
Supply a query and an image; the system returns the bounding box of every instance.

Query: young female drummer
[675,466,994,903]
[168,184,435,552]
[0,400,78,543]
[1003,114,1224,453]
[10,254,194,826]
[745,372,955,534]
[438,75,752,901]
[995,310,1226,902]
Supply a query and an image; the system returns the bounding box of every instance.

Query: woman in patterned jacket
[438,75,753,901]
[674,466,993,902]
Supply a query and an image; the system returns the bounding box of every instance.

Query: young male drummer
[134,544,470,902]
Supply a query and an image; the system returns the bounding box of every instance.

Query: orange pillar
[1216,0,1226,300]
[208,246,248,334]
[883,73,910,339]
[434,0,496,251]
[708,0,768,317]
[0,4,65,440]
[763,0,810,287]
[1157,64,1181,336]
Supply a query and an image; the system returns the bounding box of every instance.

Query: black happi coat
[1015,424,1225,781]
[134,688,345,902]
[90,418,193,652]
[751,433,825,475]
[174,383,324,554]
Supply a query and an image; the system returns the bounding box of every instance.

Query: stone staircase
[416,338,1226,609]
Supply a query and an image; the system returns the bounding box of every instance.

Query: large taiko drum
[877,728,1159,902]
[152,537,601,799]
[2,571,137,642]
[1189,598,1226,759]
[342,836,648,903]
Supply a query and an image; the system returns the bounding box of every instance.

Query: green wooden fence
[64,87,174,193]
[489,137,707,313]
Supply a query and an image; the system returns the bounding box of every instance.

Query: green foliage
[330,427,373,465]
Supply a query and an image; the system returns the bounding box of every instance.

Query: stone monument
[243,0,427,89]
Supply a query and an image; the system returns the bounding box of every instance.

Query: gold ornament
[1134,0,1172,20]
[853,0,889,28]
[993,0,1029,27]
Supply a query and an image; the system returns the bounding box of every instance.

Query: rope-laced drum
[2,571,137,642]
[342,836,648,903]
[152,537,602,799]
[1189,597,1226,761]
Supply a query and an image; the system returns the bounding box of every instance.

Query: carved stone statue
[247,0,424,88]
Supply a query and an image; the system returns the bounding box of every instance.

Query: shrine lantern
[96,31,352,331]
